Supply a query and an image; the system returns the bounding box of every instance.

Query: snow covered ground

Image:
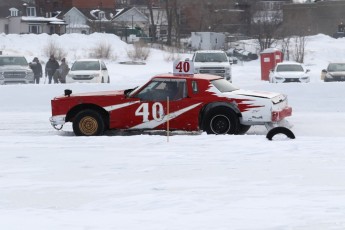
[1,33,345,230]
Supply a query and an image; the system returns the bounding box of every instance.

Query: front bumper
[273,77,309,83]
[0,79,34,85]
[50,115,66,126]
[324,75,345,81]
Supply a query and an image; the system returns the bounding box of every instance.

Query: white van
[66,59,110,83]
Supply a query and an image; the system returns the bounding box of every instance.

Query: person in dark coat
[45,55,59,84]
[29,57,42,84]
[53,58,70,84]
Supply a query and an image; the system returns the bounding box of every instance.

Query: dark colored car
[323,63,345,82]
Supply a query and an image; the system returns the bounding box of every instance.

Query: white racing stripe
[130,103,202,129]
[103,101,140,112]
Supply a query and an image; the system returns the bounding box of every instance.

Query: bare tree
[250,2,283,51]
[146,0,157,42]
[280,36,291,61]
[164,0,174,45]
[293,35,307,63]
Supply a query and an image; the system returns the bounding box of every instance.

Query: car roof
[73,59,101,62]
[194,50,226,54]
[152,73,222,81]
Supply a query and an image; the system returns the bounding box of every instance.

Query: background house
[0,0,66,34]
[63,7,91,34]
[63,6,114,34]
[35,0,115,17]
[112,7,149,41]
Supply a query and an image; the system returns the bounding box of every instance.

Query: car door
[116,78,200,131]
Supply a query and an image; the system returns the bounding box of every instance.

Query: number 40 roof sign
[173,60,194,76]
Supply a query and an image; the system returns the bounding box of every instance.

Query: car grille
[4,71,27,79]
[284,78,300,83]
[4,80,29,84]
[198,67,226,77]
[72,75,93,80]
[333,76,345,81]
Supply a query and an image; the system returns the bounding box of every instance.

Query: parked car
[0,56,34,85]
[322,62,345,82]
[66,59,110,83]
[269,62,310,83]
[190,50,232,82]
[228,56,239,64]
[50,63,292,136]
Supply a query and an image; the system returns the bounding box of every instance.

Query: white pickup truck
[189,50,232,82]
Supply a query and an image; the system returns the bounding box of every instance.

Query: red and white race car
[50,62,292,136]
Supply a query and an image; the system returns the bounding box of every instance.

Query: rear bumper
[272,106,292,122]
[50,115,66,126]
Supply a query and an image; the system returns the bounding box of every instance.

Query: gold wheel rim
[79,116,98,135]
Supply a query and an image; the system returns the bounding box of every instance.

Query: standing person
[57,58,70,83]
[29,57,42,84]
[45,55,59,84]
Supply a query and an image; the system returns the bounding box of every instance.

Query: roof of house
[112,7,148,22]
[63,7,115,21]
[0,0,35,18]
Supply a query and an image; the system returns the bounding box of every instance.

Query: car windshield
[211,79,239,92]
[276,64,304,72]
[131,78,187,101]
[327,63,345,72]
[0,57,28,66]
[194,53,228,62]
[71,61,100,71]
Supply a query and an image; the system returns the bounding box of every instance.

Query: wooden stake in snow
[167,96,170,142]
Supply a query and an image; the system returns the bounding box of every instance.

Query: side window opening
[192,81,198,94]
[136,79,187,101]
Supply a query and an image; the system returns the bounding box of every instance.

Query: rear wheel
[205,109,239,134]
[73,110,105,136]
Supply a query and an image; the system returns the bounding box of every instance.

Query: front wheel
[73,110,105,136]
[205,109,239,135]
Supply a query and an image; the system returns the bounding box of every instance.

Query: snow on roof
[90,9,100,19]
[115,8,125,17]
[66,24,90,29]
[260,48,281,53]
[49,21,68,25]
[21,16,65,23]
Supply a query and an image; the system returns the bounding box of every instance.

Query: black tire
[73,110,105,136]
[107,76,110,83]
[266,126,295,141]
[101,77,104,83]
[238,124,251,135]
[205,109,239,135]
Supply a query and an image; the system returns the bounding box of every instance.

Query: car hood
[274,71,305,78]
[69,70,100,75]
[194,62,230,68]
[229,89,286,104]
[0,65,31,71]
[328,71,345,76]
[54,90,124,100]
